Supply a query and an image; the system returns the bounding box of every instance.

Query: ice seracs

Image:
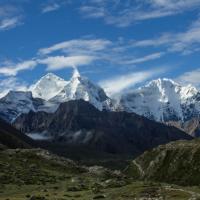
[30,73,68,100]
[118,78,200,122]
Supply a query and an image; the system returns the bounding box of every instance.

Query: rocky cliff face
[14,100,192,156]
[166,117,200,137]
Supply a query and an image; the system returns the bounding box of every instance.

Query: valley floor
[1,148,200,200]
[1,181,200,200]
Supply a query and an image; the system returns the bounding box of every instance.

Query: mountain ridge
[0,118,35,149]
[119,78,200,122]
[13,99,192,156]
[0,71,200,136]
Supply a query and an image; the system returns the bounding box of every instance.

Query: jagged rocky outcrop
[14,100,192,155]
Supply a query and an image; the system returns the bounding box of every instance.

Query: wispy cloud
[119,52,165,65]
[99,68,165,96]
[134,17,200,55]
[38,38,164,68]
[80,0,200,27]
[0,5,23,31]
[42,3,60,13]
[0,60,37,76]
[0,77,28,98]
[0,17,22,30]
[176,68,200,88]
[0,38,166,77]
[38,55,95,70]
[41,0,71,13]
[38,39,112,55]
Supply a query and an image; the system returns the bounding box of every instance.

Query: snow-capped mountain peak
[0,90,42,122]
[119,78,200,122]
[71,67,81,79]
[50,69,113,111]
[146,78,179,91]
[180,84,198,100]
[3,90,33,101]
[0,72,199,125]
[30,73,68,100]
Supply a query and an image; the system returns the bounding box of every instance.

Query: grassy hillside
[126,139,200,186]
[1,148,200,199]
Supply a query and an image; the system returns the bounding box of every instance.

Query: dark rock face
[0,118,34,149]
[166,117,200,137]
[186,118,200,137]
[14,100,192,156]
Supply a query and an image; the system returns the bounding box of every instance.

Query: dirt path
[133,160,145,177]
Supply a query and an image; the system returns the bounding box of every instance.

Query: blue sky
[0,0,200,96]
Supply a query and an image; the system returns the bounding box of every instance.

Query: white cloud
[80,0,200,27]
[0,77,28,98]
[176,68,200,88]
[38,38,164,68]
[0,5,23,31]
[0,37,166,78]
[38,39,112,55]
[41,0,70,13]
[120,52,165,65]
[99,68,164,96]
[149,0,200,10]
[0,60,37,76]
[42,3,60,13]
[80,6,105,18]
[39,55,95,70]
[0,17,22,30]
[134,17,200,54]
[134,34,172,47]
